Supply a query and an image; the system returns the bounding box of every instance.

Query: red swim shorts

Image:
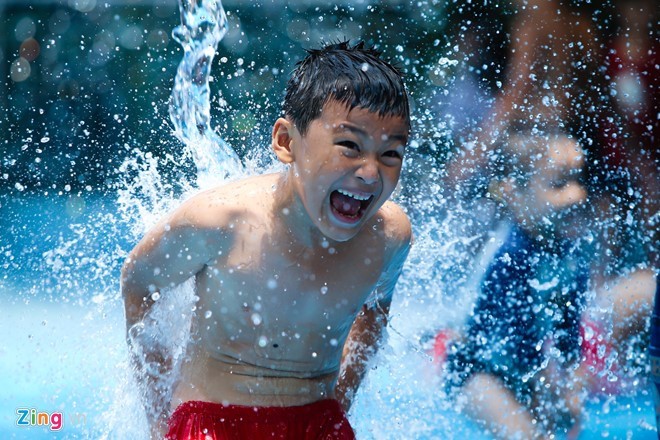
[165,399,355,440]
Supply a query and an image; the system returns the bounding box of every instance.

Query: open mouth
[329,189,374,224]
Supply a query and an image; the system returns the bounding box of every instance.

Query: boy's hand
[335,388,353,414]
[128,318,176,437]
[150,418,169,440]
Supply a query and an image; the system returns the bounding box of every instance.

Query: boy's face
[286,100,408,242]
[509,137,587,238]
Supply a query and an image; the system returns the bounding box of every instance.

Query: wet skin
[122,101,412,415]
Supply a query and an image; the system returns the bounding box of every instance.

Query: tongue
[331,191,361,216]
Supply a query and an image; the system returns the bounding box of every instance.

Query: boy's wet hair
[283,40,410,136]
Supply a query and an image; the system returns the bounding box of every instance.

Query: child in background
[444,126,590,439]
[121,41,412,439]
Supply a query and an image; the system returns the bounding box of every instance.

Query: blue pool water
[0,195,656,439]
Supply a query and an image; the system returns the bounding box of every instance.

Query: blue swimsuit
[446,223,589,401]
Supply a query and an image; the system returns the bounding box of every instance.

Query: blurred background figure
[443,126,591,439]
[600,0,658,265]
[430,0,657,437]
[441,0,607,202]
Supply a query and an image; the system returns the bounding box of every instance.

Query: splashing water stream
[169,0,243,187]
[108,1,246,438]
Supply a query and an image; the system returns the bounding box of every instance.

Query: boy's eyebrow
[335,123,408,144]
[386,134,409,145]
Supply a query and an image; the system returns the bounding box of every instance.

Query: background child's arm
[121,204,220,436]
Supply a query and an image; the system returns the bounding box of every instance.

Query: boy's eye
[337,140,360,151]
[383,150,402,159]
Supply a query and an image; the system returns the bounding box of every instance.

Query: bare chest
[190,232,384,370]
[199,237,384,322]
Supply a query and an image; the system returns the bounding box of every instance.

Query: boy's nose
[356,158,379,185]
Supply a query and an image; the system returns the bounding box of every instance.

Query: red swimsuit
[166,399,355,440]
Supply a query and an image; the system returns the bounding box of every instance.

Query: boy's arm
[121,202,222,436]
[122,210,218,330]
[335,298,391,413]
[335,214,412,412]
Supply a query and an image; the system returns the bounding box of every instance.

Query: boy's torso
[172,173,397,407]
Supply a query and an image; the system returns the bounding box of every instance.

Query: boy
[122,41,412,439]
[444,126,590,438]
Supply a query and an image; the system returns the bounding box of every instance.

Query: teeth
[337,189,370,201]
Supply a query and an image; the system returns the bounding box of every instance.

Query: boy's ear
[272,118,295,164]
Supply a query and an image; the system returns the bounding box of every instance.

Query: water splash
[169,0,243,187]
[105,1,244,438]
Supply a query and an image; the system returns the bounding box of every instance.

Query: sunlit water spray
[66,0,653,438]
[169,0,242,187]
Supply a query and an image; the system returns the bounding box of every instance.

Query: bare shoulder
[377,201,412,239]
[171,173,277,229]
[373,201,413,252]
[365,201,412,286]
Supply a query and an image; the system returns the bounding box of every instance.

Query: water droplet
[251,313,262,325]
[320,285,328,295]
[204,310,212,319]
[258,336,268,347]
